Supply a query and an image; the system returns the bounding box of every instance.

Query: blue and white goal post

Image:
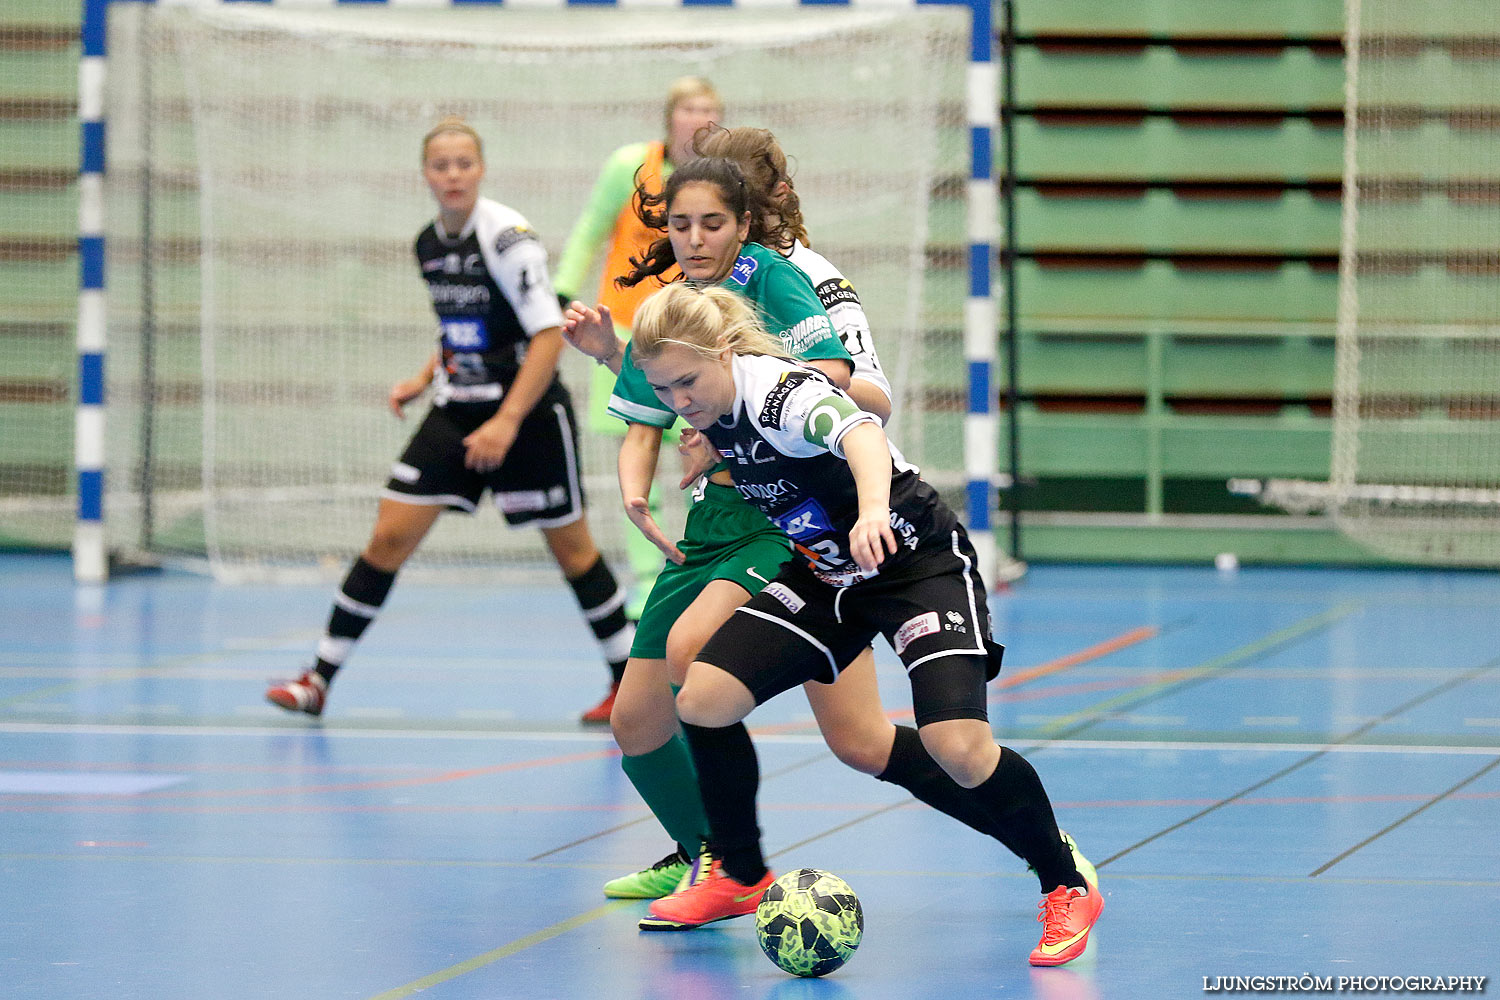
[75,0,1010,586]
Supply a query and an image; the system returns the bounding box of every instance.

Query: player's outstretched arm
[562,302,625,375]
[620,422,684,564]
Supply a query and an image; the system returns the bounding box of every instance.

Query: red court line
[883,624,1161,725]
[992,626,1161,697]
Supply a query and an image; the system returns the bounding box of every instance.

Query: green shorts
[629,481,793,660]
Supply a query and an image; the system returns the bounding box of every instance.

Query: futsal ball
[754,868,863,978]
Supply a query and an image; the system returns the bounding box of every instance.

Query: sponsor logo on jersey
[429,283,491,308]
[889,510,919,550]
[494,224,537,256]
[441,318,489,351]
[728,440,777,465]
[736,478,797,502]
[762,582,805,614]
[781,315,835,356]
[815,277,861,309]
[728,254,758,286]
[759,370,816,429]
[773,498,833,540]
[894,611,941,655]
[422,257,446,273]
[944,610,968,634]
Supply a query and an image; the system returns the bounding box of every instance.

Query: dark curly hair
[616,156,791,289]
[692,124,809,250]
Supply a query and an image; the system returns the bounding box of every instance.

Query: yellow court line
[1037,602,1361,738]
[366,899,635,1000]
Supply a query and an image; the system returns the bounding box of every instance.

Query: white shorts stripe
[379,488,476,513]
[736,606,838,677]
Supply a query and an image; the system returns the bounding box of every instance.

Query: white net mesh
[1331,0,1500,565]
[103,3,967,581]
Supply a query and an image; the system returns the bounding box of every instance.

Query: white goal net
[102,3,967,581]
[1329,0,1500,566]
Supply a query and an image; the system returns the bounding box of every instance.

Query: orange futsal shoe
[580,681,619,725]
[638,858,775,931]
[265,670,327,717]
[1029,884,1104,967]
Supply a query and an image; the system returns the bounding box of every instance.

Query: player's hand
[849,508,897,572]
[388,375,430,418]
[561,302,622,366]
[625,495,685,565]
[676,428,721,489]
[462,414,519,473]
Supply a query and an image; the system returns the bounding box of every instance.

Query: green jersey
[607,242,850,427]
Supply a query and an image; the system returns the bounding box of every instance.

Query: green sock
[620,732,710,855]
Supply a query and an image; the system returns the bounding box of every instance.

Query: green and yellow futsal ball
[754,868,863,977]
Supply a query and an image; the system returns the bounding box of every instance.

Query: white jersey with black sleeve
[784,241,892,412]
[704,354,953,586]
[414,196,566,406]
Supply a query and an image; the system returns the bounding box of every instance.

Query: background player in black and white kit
[266,117,633,719]
[628,283,1103,968]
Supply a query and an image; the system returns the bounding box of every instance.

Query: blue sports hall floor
[2,551,1496,999]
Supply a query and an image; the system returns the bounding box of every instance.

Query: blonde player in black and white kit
[266,117,633,718]
[628,282,1103,967]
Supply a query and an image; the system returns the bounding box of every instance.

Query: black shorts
[383,387,586,528]
[696,527,1005,727]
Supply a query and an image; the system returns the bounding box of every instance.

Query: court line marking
[1035,602,1360,740]
[1309,754,1500,876]
[4,722,1498,755]
[1101,654,1500,870]
[364,900,635,1000]
[8,785,1500,818]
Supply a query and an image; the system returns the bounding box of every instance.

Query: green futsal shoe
[1061,830,1098,890]
[1028,830,1099,891]
[602,849,692,899]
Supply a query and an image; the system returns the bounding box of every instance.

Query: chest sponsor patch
[761,582,805,614]
[774,497,833,540]
[893,611,941,656]
[441,318,489,351]
[728,254,758,286]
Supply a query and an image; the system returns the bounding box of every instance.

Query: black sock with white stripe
[313,556,396,684]
[566,556,634,683]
